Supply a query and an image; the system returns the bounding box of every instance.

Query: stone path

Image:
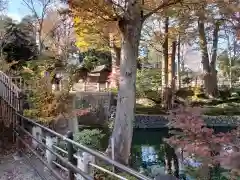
[0,154,42,180]
[0,153,59,180]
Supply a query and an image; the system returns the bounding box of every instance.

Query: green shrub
[231,88,240,96]
[74,129,105,150]
[135,104,166,114]
[193,86,207,99]
[196,93,207,99]
[219,89,231,100]
[231,92,239,97]
[175,88,194,99]
[109,87,118,94]
[204,102,240,115]
[136,69,161,103]
[182,77,193,84]
[143,90,161,104]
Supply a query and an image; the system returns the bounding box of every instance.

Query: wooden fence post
[14,92,24,159]
[32,126,42,149]
[83,82,86,91]
[76,151,95,180]
[46,135,57,167]
[97,83,100,91]
[67,131,76,180]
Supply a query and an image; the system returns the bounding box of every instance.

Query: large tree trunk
[109,33,121,88]
[171,40,177,91]
[170,40,177,107]
[209,21,220,96]
[164,144,179,178]
[162,16,169,88]
[162,16,169,109]
[198,17,219,97]
[107,4,142,165]
[177,35,181,89]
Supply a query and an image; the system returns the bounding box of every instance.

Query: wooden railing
[0,71,21,110]
[9,76,38,91]
[0,71,177,180]
[14,114,155,180]
[72,82,109,92]
[0,71,22,128]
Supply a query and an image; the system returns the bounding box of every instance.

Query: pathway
[0,153,58,180]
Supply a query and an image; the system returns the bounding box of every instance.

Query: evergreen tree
[1,20,38,69]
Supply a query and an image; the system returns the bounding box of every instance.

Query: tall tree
[218,50,240,83]
[1,21,38,70]
[22,0,56,53]
[68,0,187,164]
[198,12,220,97]
[42,9,77,62]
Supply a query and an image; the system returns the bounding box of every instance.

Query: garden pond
[130,127,238,180]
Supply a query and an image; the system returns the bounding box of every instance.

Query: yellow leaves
[70,0,115,21]
[168,26,179,39]
[76,36,91,51]
[73,12,119,51]
[69,0,123,51]
[22,66,34,74]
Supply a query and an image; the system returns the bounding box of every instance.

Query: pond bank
[134,114,240,128]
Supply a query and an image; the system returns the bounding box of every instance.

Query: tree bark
[38,22,43,54]
[209,21,220,96]
[109,33,121,88]
[163,16,169,88]
[198,16,219,97]
[164,143,179,178]
[177,35,181,89]
[171,40,177,91]
[162,16,169,108]
[107,4,142,165]
[169,41,177,108]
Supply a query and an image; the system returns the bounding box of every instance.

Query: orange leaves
[166,107,235,166]
[70,0,121,51]
[69,0,115,21]
[73,108,91,116]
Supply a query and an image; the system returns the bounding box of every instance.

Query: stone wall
[73,92,115,126]
[134,114,240,128]
[71,92,240,129]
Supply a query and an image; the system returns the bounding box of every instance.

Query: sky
[6,0,229,73]
[6,0,202,72]
[7,0,65,22]
[7,0,29,22]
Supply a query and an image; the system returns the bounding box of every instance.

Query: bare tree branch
[0,0,7,12]
[142,0,182,21]
[21,0,58,53]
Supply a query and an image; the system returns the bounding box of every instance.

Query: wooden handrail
[0,71,21,95]
[0,71,21,111]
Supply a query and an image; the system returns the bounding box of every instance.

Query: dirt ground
[0,151,58,180]
[0,154,42,180]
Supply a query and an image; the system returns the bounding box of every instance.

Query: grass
[204,102,240,116]
[135,87,240,116]
[135,103,166,115]
[136,100,240,116]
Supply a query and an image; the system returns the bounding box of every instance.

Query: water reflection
[131,128,234,180]
[141,146,158,165]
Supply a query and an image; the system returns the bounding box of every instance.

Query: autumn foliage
[107,66,120,88]
[166,106,240,177]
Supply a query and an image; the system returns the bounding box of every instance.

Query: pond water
[130,127,236,180]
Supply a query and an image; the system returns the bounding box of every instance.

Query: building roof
[90,65,108,73]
